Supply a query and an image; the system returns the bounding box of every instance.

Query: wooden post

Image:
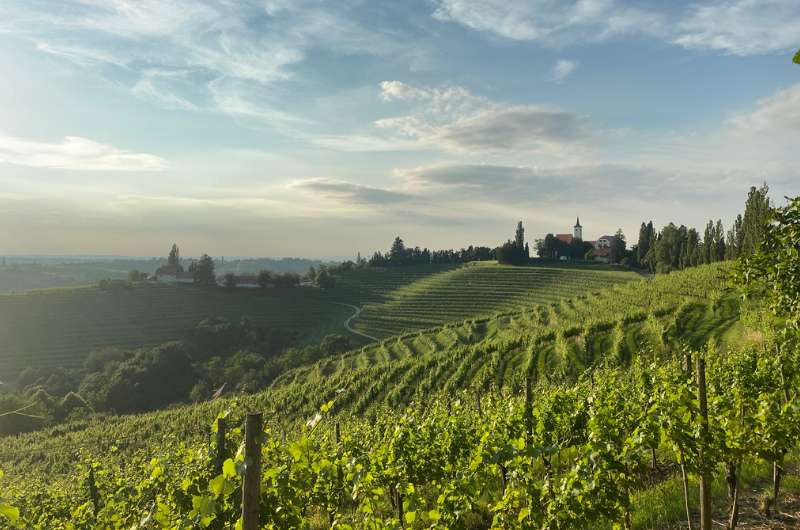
[215,417,226,474]
[681,350,694,530]
[87,468,100,515]
[242,413,262,530]
[396,487,404,527]
[696,358,711,530]
[524,377,533,447]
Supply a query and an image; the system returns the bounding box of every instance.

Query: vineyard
[338,262,637,338]
[2,263,792,529]
[0,262,637,381]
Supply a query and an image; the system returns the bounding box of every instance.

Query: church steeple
[573,216,583,240]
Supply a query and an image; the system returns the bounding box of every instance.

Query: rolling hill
[0,262,639,381]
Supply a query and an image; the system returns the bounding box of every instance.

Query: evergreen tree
[515,221,525,249]
[389,237,407,265]
[167,244,183,272]
[714,219,726,262]
[741,183,770,256]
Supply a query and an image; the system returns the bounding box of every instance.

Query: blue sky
[0,0,797,258]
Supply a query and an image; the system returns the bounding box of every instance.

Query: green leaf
[794,49,800,64]
[0,503,20,524]
[222,458,237,479]
[208,475,225,497]
[405,511,416,524]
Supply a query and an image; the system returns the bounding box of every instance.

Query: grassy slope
[0,262,638,380]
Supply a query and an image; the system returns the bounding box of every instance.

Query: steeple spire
[575,216,581,228]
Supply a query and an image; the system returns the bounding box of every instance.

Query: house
[554,217,583,245]
[155,264,194,283]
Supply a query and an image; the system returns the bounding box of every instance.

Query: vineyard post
[524,377,533,447]
[681,352,694,530]
[696,358,711,530]
[330,421,342,527]
[87,467,100,515]
[242,412,262,530]
[215,418,226,475]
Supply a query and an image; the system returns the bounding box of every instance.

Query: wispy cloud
[0,134,167,171]
[431,0,665,44]
[675,0,800,55]
[375,81,593,154]
[549,60,577,83]
[290,178,414,205]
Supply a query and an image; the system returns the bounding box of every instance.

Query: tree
[495,240,526,265]
[190,254,216,286]
[741,183,770,257]
[257,270,273,288]
[737,195,800,330]
[515,221,525,249]
[610,229,626,264]
[223,273,237,289]
[389,237,407,266]
[167,244,182,271]
[794,49,800,64]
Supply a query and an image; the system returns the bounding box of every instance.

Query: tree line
[368,237,496,267]
[634,184,770,273]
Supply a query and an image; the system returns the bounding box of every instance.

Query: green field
[0,262,639,381]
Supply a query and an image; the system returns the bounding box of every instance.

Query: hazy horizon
[1,0,797,257]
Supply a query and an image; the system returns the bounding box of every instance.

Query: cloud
[290,178,414,205]
[675,0,800,55]
[0,134,167,171]
[728,83,800,134]
[431,0,665,44]
[396,162,712,203]
[6,0,404,123]
[375,81,592,153]
[549,60,577,83]
[132,71,200,111]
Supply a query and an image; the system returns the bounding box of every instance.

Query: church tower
[573,217,582,241]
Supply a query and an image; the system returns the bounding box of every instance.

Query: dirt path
[332,302,380,342]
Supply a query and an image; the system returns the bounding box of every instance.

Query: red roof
[555,234,574,244]
[593,247,611,257]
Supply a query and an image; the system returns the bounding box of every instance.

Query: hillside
[0,264,734,469]
[1,263,774,530]
[0,262,638,381]
[0,284,352,380]
[343,262,637,338]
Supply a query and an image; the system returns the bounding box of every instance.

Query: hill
[0,262,639,381]
[0,284,352,380]
[2,263,778,530]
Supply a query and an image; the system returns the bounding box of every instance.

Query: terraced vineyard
[0,264,738,477]
[270,264,738,419]
[0,262,636,382]
[0,284,353,380]
[339,262,639,338]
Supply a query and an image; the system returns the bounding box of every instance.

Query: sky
[0,0,798,259]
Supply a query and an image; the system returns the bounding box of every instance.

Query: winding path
[332,302,380,342]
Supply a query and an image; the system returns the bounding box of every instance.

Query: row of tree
[367,237,495,267]
[634,184,770,273]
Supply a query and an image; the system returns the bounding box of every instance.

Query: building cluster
[547,218,619,263]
